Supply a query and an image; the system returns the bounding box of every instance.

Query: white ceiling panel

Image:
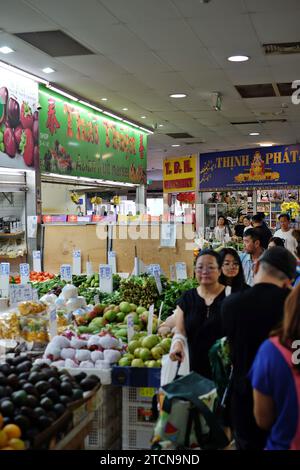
[251,12,300,43]
[155,45,219,72]
[0,0,55,32]
[244,0,300,13]
[172,0,247,19]
[100,0,180,22]
[225,66,274,85]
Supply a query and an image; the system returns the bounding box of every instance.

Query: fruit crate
[122,426,154,450]
[85,385,122,450]
[112,366,161,387]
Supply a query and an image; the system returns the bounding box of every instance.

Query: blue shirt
[240,253,254,286]
[249,338,300,450]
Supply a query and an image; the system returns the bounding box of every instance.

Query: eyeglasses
[222,262,239,268]
[195,266,219,273]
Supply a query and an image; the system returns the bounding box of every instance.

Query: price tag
[32,251,42,273]
[140,388,156,398]
[86,261,94,278]
[20,263,30,285]
[48,306,57,340]
[147,304,154,336]
[0,263,10,297]
[108,251,117,274]
[153,271,162,295]
[60,264,72,282]
[99,264,113,293]
[175,262,187,281]
[147,264,161,276]
[10,285,33,306]
[158,302,164,323]
[73,250,81,275]
[170,265,176,281]
[127,314,135,343]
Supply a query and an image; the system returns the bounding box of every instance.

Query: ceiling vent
[231,119,287,125]
[235,84,275,98]
[166,132,194,139]
[263,42,300,55]
[276,82,293,96]
[14,30,94,57]
[184,140,205,145]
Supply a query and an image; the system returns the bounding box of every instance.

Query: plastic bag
[160,336,190,386]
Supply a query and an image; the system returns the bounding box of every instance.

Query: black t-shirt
[254,224,272,249]
[177,287,226,378]
[235,224,245,238]
[221,283,290,387]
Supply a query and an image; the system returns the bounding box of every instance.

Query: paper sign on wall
[60,264,72,282]
[73,250,81,275]
[27,216,38,238]
[127,314,135,343]
[33,251,41,272]
[147,264,161,276]
[99,264,113,293]
[20,263,30,285]
[175,262,187,281]
[170,265,176,281]
[147,304,155,336]
[108,251,117,274]
[0,263,10,298]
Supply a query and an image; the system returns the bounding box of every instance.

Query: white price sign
[147,304,155,336]
[33,251,41,273]
[99,264,113,293]
[108,251,117,274]
[127,314,135,343]
[48,306,57,340]
[153,271,163,295]
[20,263,30,285]
[86,261,94,278]
[60,264,72,282]
[158,302,164,324]
[10,284,33,306]
[147,264,161,276]
[175,262,187,281]
[0,263,10,298]
[73,250,81,275]
[170,265,176,281]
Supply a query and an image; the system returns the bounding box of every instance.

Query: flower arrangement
[280,201,300,220]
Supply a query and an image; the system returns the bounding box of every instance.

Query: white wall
[41,183,86,214]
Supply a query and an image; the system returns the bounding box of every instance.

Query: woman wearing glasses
[169,249,225,378]
[219,248,249,294]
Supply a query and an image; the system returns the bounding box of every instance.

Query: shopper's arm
[169,306,186,362]
[253,389,276,430]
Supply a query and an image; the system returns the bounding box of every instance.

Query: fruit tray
[111,366,161,388]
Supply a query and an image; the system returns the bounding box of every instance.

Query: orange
[9,438,25,450]
[2,424,21,440]
[0,430,8,448]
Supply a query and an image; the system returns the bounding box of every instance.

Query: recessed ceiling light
[249,132,260,136]
[158,124,164,127]
[227,55,250,62]
[259,142,273,147]
[42,67,55,74]
[141,116,146,119]
[101,97,107,101]
[122,107,128,111]
[169,93,187,98]
[171,144,180,147]
[0,46,14,54]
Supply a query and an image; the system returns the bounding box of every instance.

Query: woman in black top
[234,214,246,238]
[170,249,225,379]
[219,247,249,294]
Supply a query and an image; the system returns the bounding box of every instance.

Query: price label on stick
[170,265,176,281]
[154,271,163,295]
[60,264,72,282]
[99,264,113,293]
[175,262,187,281]
[147,304,155,336]
[73,250,81,275]
[108,251,117,274]
[33,251,41,272]
[86,261,94,278]
[20,263,30,285]
[127,314,135,343]
[158,302,164,324]
[0,263,10,297]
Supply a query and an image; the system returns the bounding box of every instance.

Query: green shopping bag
[151,371,229,450]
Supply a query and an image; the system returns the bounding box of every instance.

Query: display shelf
[0,231,25,239]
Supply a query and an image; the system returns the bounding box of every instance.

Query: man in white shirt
[274,213,298,256]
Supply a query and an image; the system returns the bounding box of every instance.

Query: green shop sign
[39,85,147,184]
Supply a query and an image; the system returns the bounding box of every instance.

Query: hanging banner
[39,85,147,184]
[163,155,197,193]
[0,65,39,169]
[199,144,300,190]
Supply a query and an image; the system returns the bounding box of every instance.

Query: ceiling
[1,0,300,178]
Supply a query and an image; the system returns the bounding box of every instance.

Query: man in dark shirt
[221,247,297,449]
[252,213,272,249]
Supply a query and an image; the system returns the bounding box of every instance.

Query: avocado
[0,364,11,375]
[22,383,38,396]
[74,372,86,383]
[16,361,32,374]
[53,403,66,417]
[26,395,38,408]
[7,374,19,389]
[59,395,71,405]
[60,382,73,397]
[40,397,53,410]
[20,405,35,419]
[11,356,28,366]
[80,378,97,391]
[0,399,14,416]
[5,385,13,396]
[28,372,43,384]
[14,414,30,432]
[47,411,57,421]
[0,386,6,398]
[36,381,50,394]
[46,389,60,402]
[48,377,60,390]
[11,390,28,406]
[38,415,53,430]
[0,372,7,385]
[33,407,45,420]
[72,389,83,401]
[18,379,27,388]
[18,372,30,381]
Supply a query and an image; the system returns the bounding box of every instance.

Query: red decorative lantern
[176,192,195,203]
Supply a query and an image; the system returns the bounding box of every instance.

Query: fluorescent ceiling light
[0,46,14,54]
[103,111,123,121]
[42,173,137,187]
[139,126,154,134]
[141,116,146,119]
[78,100,103,112]
[249,132,260,136]
[123,120,139,128]
[0,61,49,84]
[122,107,128,111]
[42,67,55,74]
[227,55,249,62]
[169,93,187,98]
[172,144,181,147]
[101,97,108,101]
[259,142,274,147]
[47,85,78,101]
[158,124,164,127]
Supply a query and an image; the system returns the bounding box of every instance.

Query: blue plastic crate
[111,366,161,388]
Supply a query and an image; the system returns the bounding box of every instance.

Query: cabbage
[103,349,121,364]
[62,284,78,300]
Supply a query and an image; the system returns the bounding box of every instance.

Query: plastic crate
[112,366,161,387]
[122,386,156,404]
[122,426,154,450]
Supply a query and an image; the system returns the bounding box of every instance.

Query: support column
[135,184,146,214]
